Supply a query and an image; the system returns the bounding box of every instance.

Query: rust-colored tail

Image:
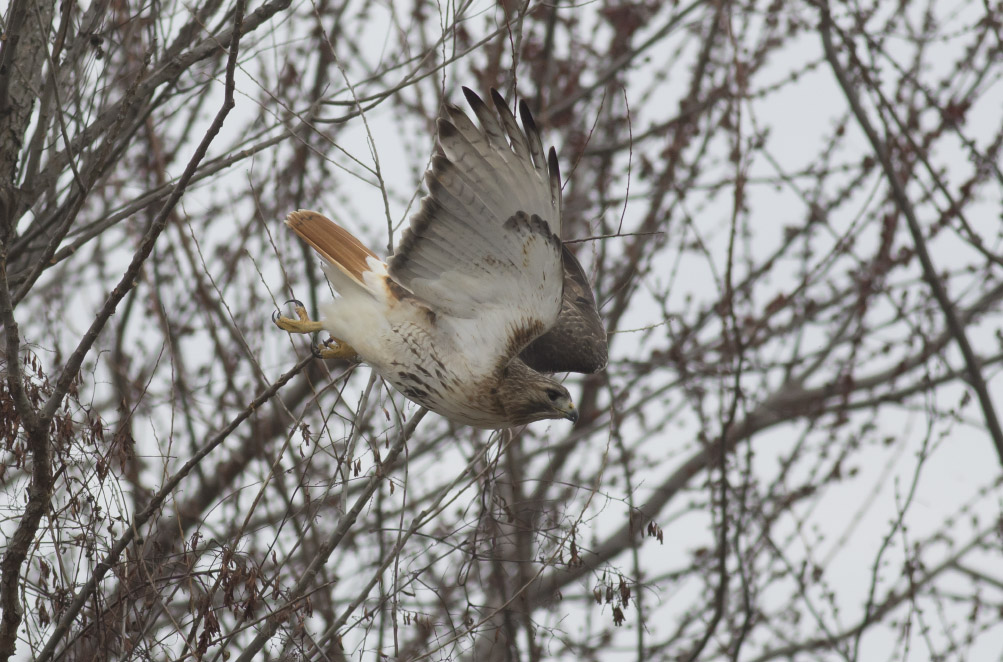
[285,210,378,285]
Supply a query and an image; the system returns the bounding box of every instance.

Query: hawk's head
[497,360,578,426]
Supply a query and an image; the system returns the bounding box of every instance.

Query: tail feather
[286,210,379,294]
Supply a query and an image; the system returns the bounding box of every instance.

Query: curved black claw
[284,298,304,309]
[311,336,338,359]
[271,309,282,324]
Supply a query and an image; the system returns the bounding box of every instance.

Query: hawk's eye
[545,388,562,402]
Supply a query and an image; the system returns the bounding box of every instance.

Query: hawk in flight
[275,88,607,428]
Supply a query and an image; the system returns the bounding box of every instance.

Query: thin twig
[28,4,249,660]
[38,0,245,426]
[0,241,47,662]
[35,353,312,662]
[232,408,428,662]
[819,2,1003,468]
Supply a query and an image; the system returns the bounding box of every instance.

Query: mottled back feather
[519,245,608,374]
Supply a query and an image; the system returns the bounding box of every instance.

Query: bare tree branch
[819,1,1003,467]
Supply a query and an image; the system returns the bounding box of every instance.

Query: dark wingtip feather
[548,147,561,184]
[489,89,517,127]
[548,147,564,221]
[519,99,547,168]
[490,88,509,114]
[489,88,533,158]
[437,117,458,140]
[429,153,454,178]
[443,103,472,134]
[518,99,537,135]
[462,86,486,113]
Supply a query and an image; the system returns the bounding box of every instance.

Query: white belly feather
[320,279,507,428]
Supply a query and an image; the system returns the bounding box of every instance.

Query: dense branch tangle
[0,1,1002,661]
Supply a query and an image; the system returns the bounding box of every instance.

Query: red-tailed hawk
[275,88,607,428]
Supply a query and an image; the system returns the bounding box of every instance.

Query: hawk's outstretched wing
[387,89,565,371]
[519,245,608,374]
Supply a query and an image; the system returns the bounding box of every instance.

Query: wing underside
[387,89,566,366]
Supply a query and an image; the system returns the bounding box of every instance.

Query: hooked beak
[561,402,579,424]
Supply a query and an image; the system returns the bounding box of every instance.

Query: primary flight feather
[275,88,607,428]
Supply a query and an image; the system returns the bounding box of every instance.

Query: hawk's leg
[313,336,357,361]
[273,300,358,361]
[273,300,323,334]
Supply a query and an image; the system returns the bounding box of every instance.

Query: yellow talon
[273,300,358,361]
[314,337,358,361]
[273,300,324,334]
